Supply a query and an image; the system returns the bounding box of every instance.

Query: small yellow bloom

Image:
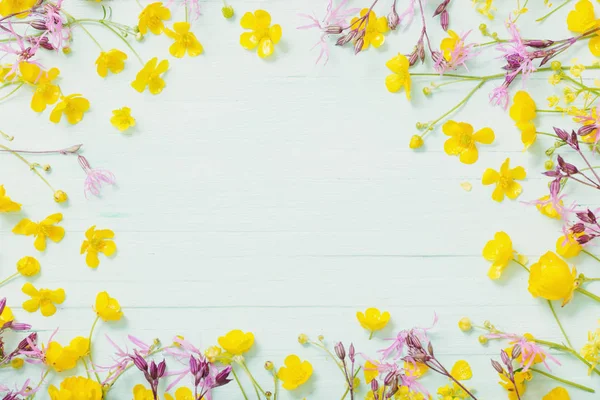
[95,49,128,78]
[0,185,21,212]
[165,22,203,58]
[451,360,472,380]
[581,323,600,374]
[131,57,169,95]
[567,0,599,33]
[350,9,389,51]
[48,376,102,400]
[395,386,428,400]
[164,387,194,400]
[404,360,429,378]
[473,0,496,19]
[364,360,379,383]
[218,330,254,355]
[357,307,390,335]
[528,251,577,306]
[0,304,14,326]
[443,121,494,164]
[45,337,89,372]
[536,195,563,219]
[13,213,65,251]
[556,233,583,258]
[0,0,36,18]
[409,135,423,149]
[50,94,90,125]
[458,317,472,332]
[53,190,68,203]
[81,225,117,268]
[509,91,537,150]
[20,63,61,113]
[277,355,313,390]
[499,370,532,400]
[483,231,514,279]
[385,53,411,99]
[482,158,526,202]
[110,107,136,132]
[222,5,234,19]
[543,387,570,400]
[133,384,155,400]
[298,333,309,344]
[17,256,40,277]
[94,291,123,322]
[205,346,222,363]
[138,2,171,35]
[22,282,65,317]
[440,30,465,62]
[240,10,282,58]
[547,95,560,108]
[10,358,24,369]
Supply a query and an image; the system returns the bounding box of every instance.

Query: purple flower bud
[157,359,166,378]
[18,333,36,351]
[511,344,522,360]
[577,234,594,244]
[149,361,158,379]
[587,209,597,224]
[491,359,504,373]
[417,41,425,62]
[0,298,5,315]
[334,342,346,360]
[571,222,586,233]
[190,356,199,375]
[543,169,560,177]
[387,9,400,30]
[523,39,554,48]
[383,370,396,386]
[37,36,55,51]
[9,322,31,331]
[440,10,449,31]
[325,25,343,35]
[214,365,233,387]
[349,343,355,362]
[578,124,597,136]
[554,127,569,141]
[550,179,561,197]
[570,131,580,150]
[427,341,434,356]
[371,379,379,392]
[354,38,364,54]
[408,51,419,66]
[132,354,148,372]
[500,350,510,366]
[336,31,355,46]
[433,0,449,16]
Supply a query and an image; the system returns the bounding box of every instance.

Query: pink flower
[98,335,152,384]
[38,1,70,50]
[166,0,201,20]
[379,314,437,360]
[489,85,510,110]
[434,30,478,74]
[497,20,536,83]
[575,104,600,145]
[0,22,43,75]
[78,155,116,198]
[486,333,560,371]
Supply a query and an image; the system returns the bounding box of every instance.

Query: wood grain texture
[1,0,599,398]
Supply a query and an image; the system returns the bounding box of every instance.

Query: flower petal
[473,127,495,144]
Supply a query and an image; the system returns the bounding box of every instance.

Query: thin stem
[239,360,268,398]
[88,316,102,384]
[548,300,573,348]
[99,20,144,65]
[232,367,249,400]
[0,82,23,102]
[537,0,572,22]
[271,368,279,400]
[531,367,595,393]
[0,144,55,192]
[107,346,171,389]
[583,249,600,263]
[512,258,530,272]
[576,287,600,302]
[340,366,361,400]
[81,357,92,379]
[0,272,19,287]
[69,19,104,50]
[0,129,13,141]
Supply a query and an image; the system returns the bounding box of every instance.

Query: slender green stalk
[98,20,145,65]
[239,360,268,398]
[0,82,24,102]
[512,258,530,272]
[0,144,56,192]
[88,316,102,384]
[531,367,595,393]
[576,287,600,302]
[232,367,250,400]
[537,0,572,22]
[0,272,19,287]
[583,249,600,263]
[548,300,573,348]
[340,366,361,400]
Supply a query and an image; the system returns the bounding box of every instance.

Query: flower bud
[500,350,510,366]
[325,25,343,35]
[318,335,325,342]
[354,38,364,54]
[478,335,488,345]
[483,320,492,329]
[511,344,522,360]
[440,10,449,31]
[136,32,143,41]
[53,190,68,203]
[458,317,472,332]
[42,164,51,171]
[409,135,424,149]
[491,359,504,373]
[387,9,400,30]
[422,87,432,96]
[264,361,274,371]
[545,147,555,156]
[11,358,24,369]
[298,334,309,344]
[222,5,234,19]
[334,342,346,360]
[551,61,562,71]
[544,160,554,170]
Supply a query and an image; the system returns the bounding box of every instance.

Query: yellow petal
[450,360,472,380]
[12,219,37,235]
[371,33,385,48]
[473,127,495,144]
[505,182,523,200]
[258,38,274,58]
[254,10,271,29]
[459,145,478,164]
[443,137,461,156]
[86,250,100,268]
[385,73,403,93]
[442,120,462,137]
[40,299,57,317]
[269,24,282,44]
[34,234,47,251]
[492,185,505,202]
[510,166,527,180]
[240,11,256,29]
[22,298,40,313]
[240,32,260,50]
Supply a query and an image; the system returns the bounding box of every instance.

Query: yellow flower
[385,53,411,99]
[437,360,473,399]
[165,387,194,400]
[395,386,427,400]
[22,282,65,317]
[240,10,282,58]
[536,195,563,219]
[95,49,128,78]
[451,360,472,380]
[581,324,600,374]
[567,0,599,33]
[404,360,428,378]
[499,370,532,400]
[53,190,68,203]
[509,91,537,150]
[442,121,494,164]
[0,64,16,82]
[13,213,65,251]
[48,376,102,400]
[482,158,526,202]
[473,0,496,19]
[277,355,313,390]
[363,360,379,383]
[440,30,464,61]
[543,387,570,400]
[482,231,514,279]
[409,135,423,149]
[138,2,171,35]
[528,251,577,306]
[218,330,254,355]
[0,304,14,326]
[165,22,203,58]
[205,346,222,363]
[94,291,123,322]
[590,35,600,56]
[81,225,117,268]
[458,317,472,332]
[0,185,21,212]
[547,95,560,108]
[17,256,40,277]
[356,307,390,335]
[556,233,583,258]
[131,57,169,95]
[19,63,61,113]
[110,107,136,132]
[0,0,36,18]
[133,384,155,400]
[350,9,389,51]
[45,337,89,372]
[50,94,90,125]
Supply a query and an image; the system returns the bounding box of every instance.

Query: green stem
[340,366,361,400]
[512,258,530,272]
[0,144,56,192]
[536,109,563,113]
[531,367,595,393]
[548,300,573,348]
[0,272,20,287]
[310,341,345,373]
[0,82,23,102]
[29,369,50,399]
[583,249,600,263]
[81,357,91,379]
[232,367,250,400]
[536,0,572,22]
[98,21,144,65]
[369,331,374,340]
[576,287,600,302]
[88,316,102,384]
[271,368,279,400]
[106,346,170,390]
[239,360,268,398]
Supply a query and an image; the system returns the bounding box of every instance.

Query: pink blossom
[98,335,153,385]
[489,85,510,110]
[166,0,201,20]
[78,155,116,198]
[397,0,417,27]
[0,22,43,75]
[497,20,536,83]
[379,314,437,360]
[39,1,70,50]
[486,333,560,371]
[575,104,600,145]
[434,30,478,74]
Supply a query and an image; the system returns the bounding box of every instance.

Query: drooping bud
[214,365,233,387]
[440,10,449,31]
[571,222,586,233]
[491,359,504,373]
[325,25,343,35]
[387,9,400,30]
[334,342,346,360]
[523,39,554,48]
[354,38,364,54]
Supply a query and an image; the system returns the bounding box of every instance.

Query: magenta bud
[408,51,419,66]
[383,371,396,386]
[10,322,31,331]
[550,179,561,197]
[214,366,233,387]
[36,36,55,51]
[190,356,199,375]
[577,234,593,244]
[511,344,522,359]
[371,379,379,392]
[335,30,355,46]
[334,342,346,360]
[524,39,554,48]
[157,359,167,377]
[500,350,510,366]
[0,298,5,315]
[554,127,569,141]
[491,359,504,373]
[132,354,148,372]
[149,361,158,379]
[349,343,355,362]
[387,10,400,30]
[325,25,343,35]
[571,222,586,233]
[30,20,47,30]
[578,124,597,136]
[440,10,449,31]
[354,38,364,54]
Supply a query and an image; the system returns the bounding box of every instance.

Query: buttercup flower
[17,256,40,277]
[567,0,598,33]
[482,158,526,202]
[385,53,411,99]
[131,57,169,95]
[12,213,65,251]
[528,251,577,306]
[165,22,203,58]
[54,190,68,203]
[499,370,532,400]
[50,94,90,125]
[133,384,154,400]
[22,282,65,317]
[0,185,21,212]
[277,355,313,390]
[95,49,128,78]
[111,107,136,132]
[48,376,102,400]
[0,304,14,327]
[20,63,61,113]
[218,330,254,355]
[543,387,570,400]
[556,233,583,258]
[482,231,514,279]
[536,195,563,219]
[437,360,473,399]
[45,338,89,372]
[240,10,282,58]
[581,323,600,374]
[94,291,123,322]
[81,225,117,268]
[443,121,494,164]
[350,9,389,51]
[356,307,390,337]
[436,30,477,73]
[138,2,171,35]
[0,0,36,18]
[404,360,429,378]
[509,91,537,149]
[363,360,379,383]
[165,387,194,400]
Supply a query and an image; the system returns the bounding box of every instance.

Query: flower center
[459,133,472,147]
[499,176,511,188]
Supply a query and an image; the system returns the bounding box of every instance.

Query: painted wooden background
[1,0,599,398]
